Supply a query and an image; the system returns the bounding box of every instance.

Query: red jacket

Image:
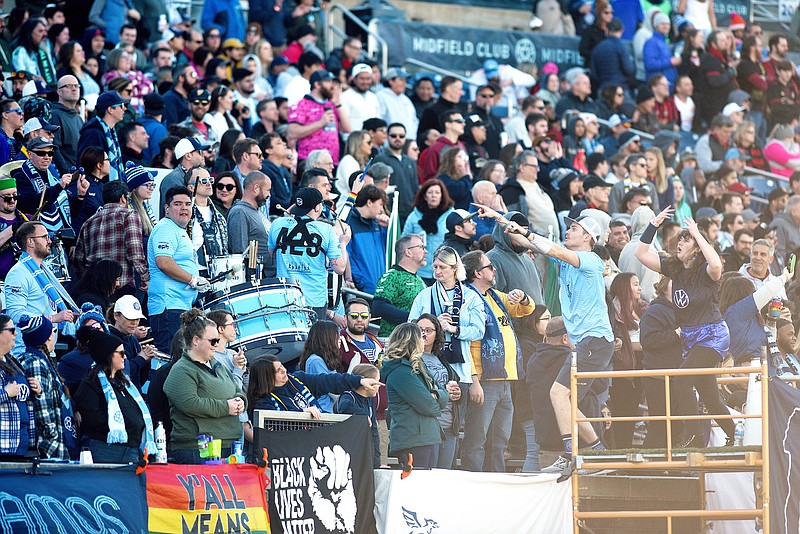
[338,329,388,418]
[417,137,465,184]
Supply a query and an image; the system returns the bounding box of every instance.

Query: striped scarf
[98,370,156,454]
[19,252,77,313]
[100,119,123,182]
[21,160,67,233]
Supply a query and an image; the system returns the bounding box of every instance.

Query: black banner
[769,379,800,533]
[713,0,751,21]
[379,20,584,74]
[255,415,378,534]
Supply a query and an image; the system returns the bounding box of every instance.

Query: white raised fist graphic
[308,445,357,533]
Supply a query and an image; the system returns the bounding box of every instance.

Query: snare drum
[204,278,314,364]
[209,254,245,293]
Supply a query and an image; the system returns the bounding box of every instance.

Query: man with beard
[288,70,350,167]
[606,220,630,265]
[162,64,199,126]
[442,209,477,256]
[147,186,205,352]
[120,122,149,166]
[340,63,381,132]
[722,228,753,272]
[158,137,209,218]
[177,88,218,147]
[232,68,258,128]
[470,84,503,159]
[228,171,274,277]
[0,164,27,279]
[418,76,468,145]
[8,71,31,101]
[375,122,418,227]
[269,187,349,318]
[232,137,264,186]
[373,233,427,338]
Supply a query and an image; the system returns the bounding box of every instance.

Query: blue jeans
[461,380,514,472]
[87,439,141,464]
[150,309,184,353]
[397,445,436,469]
[431,425,458,469]
[521,419,540,472]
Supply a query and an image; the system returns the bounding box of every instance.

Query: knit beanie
[18,315,53,348]
[125,161,155,190]
[652,12,670,27]
[77,303,108,331]
[87,330,124,365]
[0,175,15,191]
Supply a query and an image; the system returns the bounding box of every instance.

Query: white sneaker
[541,455,571,473]
[528,15,543,29]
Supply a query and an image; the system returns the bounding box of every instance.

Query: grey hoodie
[49,102,84,175]
[618,206,660,302]
[770,211,800,265]
[486,211,545,305]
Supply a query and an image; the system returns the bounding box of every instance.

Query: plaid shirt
[0,358,36,455]
[73,203,149,287]
[655,98,681,130]
[19,350,69,460]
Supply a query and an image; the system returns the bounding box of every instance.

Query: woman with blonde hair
[380,322,449,469]
[733,120,768,171]
[646,146,673,209]
[334,130,372,196]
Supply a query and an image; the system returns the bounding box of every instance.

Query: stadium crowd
[1,0,800,481]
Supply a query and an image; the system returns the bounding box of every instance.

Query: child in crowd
[337,363,381,468]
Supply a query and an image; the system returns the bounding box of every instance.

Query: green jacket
[163,354,246,450]
[381,358,447,453]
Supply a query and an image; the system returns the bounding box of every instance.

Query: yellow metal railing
[569,359,770,534]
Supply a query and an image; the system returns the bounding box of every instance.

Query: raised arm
[685,216,722,281]
[634,206,675,273]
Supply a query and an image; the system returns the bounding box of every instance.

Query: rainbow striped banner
[147,463,270,534]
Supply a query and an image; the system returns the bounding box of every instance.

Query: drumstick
[276,204,295,217]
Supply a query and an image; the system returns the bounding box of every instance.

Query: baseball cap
[483,59,499,79]
[578,112,598,124]
[532,134,556,147]
[741,208,760,223]
[189,88,211,102]
[618,131,641,150]
[728,89,751,106]
[22,80,50,97]
[96,90,130,113]
[233,67,253,82]
[310,69,335,85]
[27,136,56,151]
[695,207,719,221]
[293,187,323,216]
[446,209,476,233]
[724,147,750,161]
[581,174,612,190]
[114,294,146,320]
[270,56,289,70]
[222,38,245,49]
[727,181,753,194]
[608,114,632,128]
[174,137,210,160]
[722,102,746,116]
[465,113,486,128]
[351,63,372,78]
[144,92,165,114]
[9,71,31,82]
[563,214,602,242]
[384,67,410,80]
[22,117,60,136]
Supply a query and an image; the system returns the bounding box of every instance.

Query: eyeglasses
[448,118,466,124]
[204,337,221,346]
[1,327,15,334]
[348,312,371,320]
[111,103,127,109]
[190,177,215,186]
[142,182,156,190]
[0,194,18,201]
[638,200,652,206]
[388,133,406,139]
[408,244,427,250]
[30,234,51,241]
[521,163,539,169]
[479,263,495,271]
[604,10,613,14]
[216,182,236,191]
[32,150,54,157]
[4,108,22,115]
[478,93,494,98]
[58,83,80,89]
[419,327,436,336]
[247,151,264,158]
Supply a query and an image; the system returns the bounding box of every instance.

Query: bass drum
[203,278,314,365]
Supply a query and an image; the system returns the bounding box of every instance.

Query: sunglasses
[247,151,264,158]
[388,133,406,139]
[32,150,54,157]
[143,182,156,190]
[348,312,370,320]
[190,177,215,186]
[1,327,15,334]
[206,337,221,346]
[449,118,466,124]
[0,194,18,201]
[4,108,22,115]
[216,182,236,191]
[191,100,210,106]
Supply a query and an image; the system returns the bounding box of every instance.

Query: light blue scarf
[20,252,78,337]
[98,370,156,455]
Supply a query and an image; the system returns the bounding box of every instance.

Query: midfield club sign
[379,20,584,74]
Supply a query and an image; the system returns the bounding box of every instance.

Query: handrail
[743,164,789,183]
[404,58,469,83]
[595,118,655,141]
[326,3,389,73]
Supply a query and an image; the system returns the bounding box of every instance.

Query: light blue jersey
[147,218,199,315]
[269,216,341,308]
[556,251,614,344]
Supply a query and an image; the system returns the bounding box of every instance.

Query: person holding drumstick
[473,203,614,473]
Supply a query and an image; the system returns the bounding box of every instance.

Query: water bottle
[155,422,167,463]
[734,420,745,447]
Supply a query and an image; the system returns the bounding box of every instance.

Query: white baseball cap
[722,102,746,116]
[114,295,146,320]
[564,214,602,242]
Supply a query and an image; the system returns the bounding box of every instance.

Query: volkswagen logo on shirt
[673,289,690,309]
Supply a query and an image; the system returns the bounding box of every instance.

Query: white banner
[374,469,572,534]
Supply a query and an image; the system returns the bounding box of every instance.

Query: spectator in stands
[12,20,54,84]
[211,171,242,219]
[164,311,245,464]
[73,329,156,463]
[631,87,659,135]
[346,186,388,294]
[0,312,38,458]
[19,315,74,460]
[250,98,278,139]
[608,153,658,214]
[764,124,800,177]
[259,133,292,217]
[334,130,371,196]
[288,69,350,166]
[418,76,467,145]
[324,36,362,74]
[570,174,613,218]
[760,187,788,227]
[76,91,127,182]
[562,114,587,164]
[722,228,754,272]
[403,179,455,283]
[376,67,417,140]
[646,147,672,209]
[469,85,503,159]
[673,75,696,137]
[296,321,345,413]
[206,86,241,141]
[56,42,101,98]
[606,220,630,264]
[437,147,474,211]
[644,13,679,89]
[441,209,477,256]
[375,122,419,226]
[649,74,681,132]
[579,0,613,65]
[591,22,634,99]
[535,73,561,112]
[374,234,428,338]
[411,77,437,122]
[418,110,467,183]
[499,151,558,237]
[162,64,198,127]
[762,33,790,83]
[138,94,167,166]
[120,122,148,167]
[228,170,272,269]
[696,114,734,174]
[505,97,544,145]
[50,75,84,175]
[696,30,738,128]
[734,121,768,170]
[618,206,660,302]
[767,61,800,126]
[555,73,598,119]
[340,63,380,133]
[159,137,209,218]
[599,114,633,155]
[201,0,245,41]
[771,196,800,265]
[737,37,768,132]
